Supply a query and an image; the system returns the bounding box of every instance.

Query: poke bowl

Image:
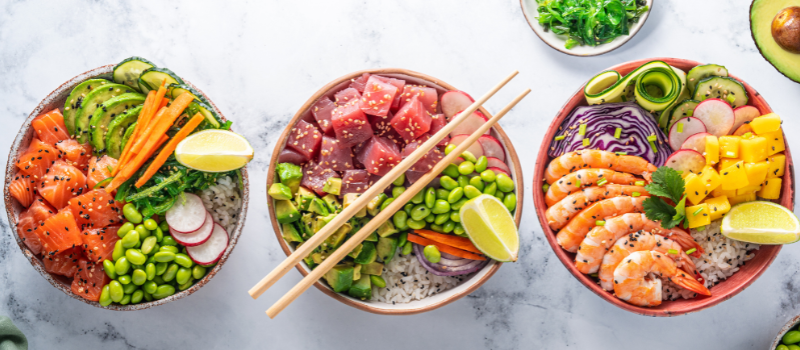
[533,57,794,316]
[267,68,524,315]
[4,60,249,310]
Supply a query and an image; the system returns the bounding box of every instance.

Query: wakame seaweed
[535,0,649,49]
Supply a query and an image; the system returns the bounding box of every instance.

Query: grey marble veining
[2,0,800,349]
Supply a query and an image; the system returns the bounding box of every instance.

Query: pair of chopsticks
[250,71,529,318]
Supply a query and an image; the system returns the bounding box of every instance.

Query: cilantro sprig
[642,167,686,229]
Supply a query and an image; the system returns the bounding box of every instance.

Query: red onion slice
[413,244,489,277]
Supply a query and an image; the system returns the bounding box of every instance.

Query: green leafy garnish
[534,0,649,49]
[645,167,684,203]
[643,166,686,229]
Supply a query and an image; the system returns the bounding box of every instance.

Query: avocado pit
[772,6,800,53]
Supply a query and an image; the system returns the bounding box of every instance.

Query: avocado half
[751,0,800,83]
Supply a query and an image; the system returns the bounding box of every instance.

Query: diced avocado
[376,236,399,265]
[353,265,362,281]
[281,223,303,243]
[312,252,325,264]
[296,187,317,211]
[276,163,303,194]
[325,222,351,249]
[269,183,293,200]
[325,265,354,293]
[354,241,377,265]
[275,200,300,224]
[303,255,317,269]
[309,198,330,216]
[365,231,378,242]
[323,177,342,196]
[348,275,372,300]
[361,262,384,275]
[299,213,314,239]
[366,193,387,216]
[377,221,398,238]
[342,193,366,218]
[312,214,337,233]
[322,194,342,213]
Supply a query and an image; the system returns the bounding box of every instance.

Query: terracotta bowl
[267,68,524,315]
[3,65,249,310]
[532,57,795,316]
[771,314,800,349]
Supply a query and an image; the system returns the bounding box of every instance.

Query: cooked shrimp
[556,196,648,253]
[545,169,641,206]
[546,185,649,230]
[597,231,697,291]
[545,150,657,184]
[613,250,710,307]
[574,213,703,274]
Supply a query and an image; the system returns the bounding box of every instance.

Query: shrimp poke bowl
[533,57,796,316]
[4,57,252,310]
[267,69,523,315]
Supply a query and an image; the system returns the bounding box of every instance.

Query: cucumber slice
[187,101,222,128]
[105,105,142,159]
[89,93,146,154]
[113,57,155,91]
[168,83,210,104]
[585,60,687,112]
[121,122,137,151]
[667,100,700,131]
[692,76,748,109]
[74,83,137,143]
[686,64,728,93]
[138,67,183,94]
[63,79,112,136]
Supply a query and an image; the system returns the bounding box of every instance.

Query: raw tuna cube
[360,76,399,117]
[428,113,450,146]
[402,135,445,172]
[277,148,306,165]
[406,170,426,184]
[349,73,371,93]
[318,135,354,172]
[390,96,431,142]
[334,88,361,106]
[311,97,336,134]
[356,136,402,176]
[373,76,406,110]
[342,170,371,195]
[398,85,439,114]
[301,161,339,196]
[331,101,373,147]
[286,119,322,161]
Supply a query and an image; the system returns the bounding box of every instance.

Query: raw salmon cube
[81,225,120,263]
[87,156,117,190]
[311,97,337,134]
[334,88,362,106]
[16,196,55,256]
[38,160,88,209]
[71,259,109,302]
[68,189,124,231]
[31,109,70,146]
[9,173,35,208]
[37,209,82,256]
[341,170,371,195]
[277,148,306,166]
[301,161,340,196]
[398,85,439,114]
[331,101,373,148]
[359,76,399,117]
[17,138,58,181]
[43,247,82,277]
[356,136,402,176]
[349,73,371,93]
[318,135,354,172]
[402,135,445,172]
[391,96,431,142]
[285,119,323,161]
[55,139,92,173]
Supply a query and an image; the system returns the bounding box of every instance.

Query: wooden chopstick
[248,71,519,300]
[266,89,531,318]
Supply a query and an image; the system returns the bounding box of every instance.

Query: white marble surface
[2,0,800,349]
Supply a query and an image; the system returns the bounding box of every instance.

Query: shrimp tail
[665,228,705,257]
[670,269,711,296]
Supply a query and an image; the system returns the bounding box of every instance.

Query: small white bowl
[520,0,654,56]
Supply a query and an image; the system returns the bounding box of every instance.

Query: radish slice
[448,134,484,158]
[448,111,490,137]
[171,212,214,247]
[692,99,734,137]
[478,135,505,162]
[664,149,706,174]
[441,91,474,119]
[487,167,510,177]
[668,117,707,150]
[732,105,760,132]
[166,193,207,233]
[450,156,465,167]
[186,223,229,265]
[680,132,712,154]
[486,157,511,174]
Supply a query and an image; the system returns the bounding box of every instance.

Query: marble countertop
[2,0,800,349]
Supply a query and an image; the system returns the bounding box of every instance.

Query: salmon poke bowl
[267,68,523,315]
[4,57,252,310]
[533,57,795,316]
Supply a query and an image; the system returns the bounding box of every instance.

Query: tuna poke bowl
[267,69,524,315]
[533,57,795,316]
[4,57,252,310]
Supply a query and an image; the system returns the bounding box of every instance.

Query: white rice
[199,176,242,234]
[373,250,464,304]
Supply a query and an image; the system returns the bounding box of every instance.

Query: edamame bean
[406,218,425,230]
[154,251,176,263]
[788,345,800,350]
[432,199,450,214]
[135,224,150,239]
[380,197,395,212]
[401,241,413,255]
[403,203,413,215]
[143,218,158,231]
[424,188,436,208]
[131,290,144,304]
[179,279,194,291]
[448,187,464,203]
[123,203,143,224]
[464,185,482,199]
[411,190,425,204]
[475,156,488,173]
[410,204,431,221]
[176,267,192,285]
[112,240,125,261]
[99,285,112,306]
[458,161,474,175]
[393,211,409,230]
[144,291,153,302]
[504,193,517,211]
[423,245,441,263]
[192,265,207,280]
[155,262,168,275]
[778,346,789,350]
[398,232,408,248]
[141,236,157,255]
[443,164,460,178]
[117,222,135,238]
[109,281,124,302]
[391,186,406,198]
[453,223,466,236]
[450,211,461,223]
[132,269,147,286]
[174,253,194,268]
[392,173,406,186]
[461,151,477,163]
[444,144,457,155]
[119,275,133,286]
[370,275,387,288]
[430,224,444,232]
[425,213,436,223]
[115,257,131,275]
[161,235,178,246]
[153,285,176,299]
[143,281,158,294]
[457,175,470,188]
[434,213,449,225]
[481,170,496,183]
[451,198,468,210]
[159,245,179,254]
[162,264,179,282]
[153,275,165,285]
[443,220,456,233]
[121,230,140,249]
[469,176,484,191]
[125,249,147,266]
[155,227,164,242]
[785,331,800,345]
[120,282,133,295]
[496,174,514,192]
[103,260,117,279]
[439,176,458,190]
[483,182,497,196]
[494,191,505,201]
[119,294,131,305]
[132,264,144,271]
[435,188,449,200]
[145,263,156,281]
[159,220,169,231]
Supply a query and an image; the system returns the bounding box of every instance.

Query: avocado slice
[349,244,363,259]
[282,223,303,243]
[377,221,398,238]
[376,236,399,265]
[74,83,137,143]
[365,231,378,242]
[360,261,384,275]
[299,213,315,239]
[295,187,317,211]
[63,78,112,136]
[348,275,372,300]
[323,177,342,196]
[104,105,142,159]
[322,194,341,213]
[90,93,146,153]
[342,193,367,218]
[311,214,337,234]
[354,241,377,265]
[325,265,354,293]
[751,0,800,83]
[353,264,362,281]
[269,183,293,200]
[325,222,351,249]
[309,198,330,216]
[121,121,137,151]
[275,200,300,224]
[276,163,303,193]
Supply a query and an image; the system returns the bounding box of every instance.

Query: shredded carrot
[116,106,167,174]
[130,82,170,155]
[105,134,169,193]
[414,229,483,254]
[114,90,155,176]
[406,234,486,260]
[135,113,204,188]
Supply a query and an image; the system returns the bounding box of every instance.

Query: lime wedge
[459,194,519,262]
[721,201,800,244]
[174,129,253,172]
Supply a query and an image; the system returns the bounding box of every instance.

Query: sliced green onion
[685,248,697,255]
[677,122,684,133]
[542,184,550,192]
[94,177,113,189]
[615,151,627,155]
[634,181,645,186]
[614,128,622,139]
[649,141,657,154]
[695,225,706,231]
[595,220,605,226]
[668,249,678,255]
[726,94,736,104]
[554,135,565,141]
[632,191,641,197]
[693,207,704,216]
[579,124,587,136]
[596,178,608,186]
[743,132,752,139]
[647,135,658,142]
[575,179,581,187]
[582,138,590,147]
[686,109,693,117]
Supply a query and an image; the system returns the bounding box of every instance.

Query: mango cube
[700,166,721,191]
[704,196,731,221]
[750,113,781,134]
[740,136,768,163]
[712,186,737,198]
[720,161,749,190]
[760,129,786,156]
[744,161,769,185]
[729,192,756,206]
[736,185,761,196]
[705,135,719,166]
[718,158,741,170]
[685,173,708,205]
[719,135,741,158]
[686,203,710,229]
[758,178,782,199]
[766,154,786,179]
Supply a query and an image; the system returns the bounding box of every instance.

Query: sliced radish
[692,99,734,137]
[171,212,214,247]
[680,132,712,154]
[664,149,706,174]
[165,193,207,233]
[448,134,484,158]
[486,157,510,174]
[731,105,760,132]
[448,111,490,137]
[186,223,229,265]
[668,117,707,150]
[441,90,474,119]
[478,135,505,162]
[450,156,465,167]
[487,167,510,177]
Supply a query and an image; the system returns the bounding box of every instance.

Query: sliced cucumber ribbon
[584,60,687,113]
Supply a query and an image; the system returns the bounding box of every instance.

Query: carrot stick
[413,229,483,254]
[116,106,167,174]
[159,97,169,109]
[105,134,169,193]
[113,90,156,176]
[406,234,486,260]
[135,113,204,188]
[131,93,193,156]
[130,84,170,155]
